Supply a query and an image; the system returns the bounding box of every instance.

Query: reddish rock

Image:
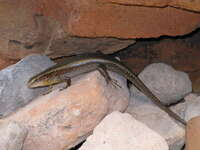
[0,0,135,61]
[35,0,200,38]
[0,57,17,70]
[101,0,200,12]
[0,71,129,150]
[186,116,200,150]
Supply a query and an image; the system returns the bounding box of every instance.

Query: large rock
[35,0,200,38]
[133,63,192,105]
[0,71,129,150]
[0,54,54,117]
[80,111,169,150]
[126,102,185,150]
[0,0,135,64]
[101,0,200,12]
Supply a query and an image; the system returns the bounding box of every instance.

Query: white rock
[126,102,185,150]
[79,111,169,150]
[0,121,28,150]
[133,63,192,105]
[184,93,200,121]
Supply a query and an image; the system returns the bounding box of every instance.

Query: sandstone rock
[0,54,54,117]
[80,111,169,150]
[126,101,185,150]
[101,0,200,12]
[0,0,135,61]
[36,0,200,38]
[133,63,192,105]
[0,71,129,150]
[186,116,200,150]
[0,121,28,150]
[0,0,44,60]
[0,57,17,70]
[47,36,135,58]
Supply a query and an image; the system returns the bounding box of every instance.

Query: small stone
[132,63,192,105]
[0,71,129,150]
[184,93,200,121]
[79,111,169,150]
[0,54,55,117]
[0,121,28,150]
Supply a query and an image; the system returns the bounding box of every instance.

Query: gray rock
[0,121,28,150]
[184,93,200,121]
[0,54,55,117]
[80,111,169,150]
[126,99,185,150]
[132,63,192,105]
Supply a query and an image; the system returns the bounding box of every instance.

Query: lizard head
[27,71,66,88]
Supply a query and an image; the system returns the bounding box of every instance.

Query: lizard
[27,53,186,126]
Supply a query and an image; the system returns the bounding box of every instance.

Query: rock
[0,121,28,150]
[79,111,169,150]
[0,0,135,61]
[35,0,200,38]
[0,71,129,150]
[170,100,186,120]
[184,94,200,121]
[126,101,185,150]
[101,0,200,12]
[46,36,135,58]
[0,58,17,70]
[0,0,44,60]
[133,63,192,105]
[186,116,200,150]
[0,54,55,117]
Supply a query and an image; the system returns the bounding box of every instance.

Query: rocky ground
[0,54,198,150]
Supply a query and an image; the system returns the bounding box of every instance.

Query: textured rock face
[0,122,28,150]
[0,71,129,150]
[101,0,200,12]
[80,111,169,150]
[0,0,135,67]
[36,0,200,38]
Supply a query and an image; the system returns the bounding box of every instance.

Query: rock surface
[101,0,200,12]
[0,121,28,150]
[0,0,135,63]
[126,101,185,150]
[0,54,55,117]
[0,71,129,150]
[79,111,169,150]
[134,63,192,105]
[184,94,200,121]
[36,0,200,38]
[186,116,200,150]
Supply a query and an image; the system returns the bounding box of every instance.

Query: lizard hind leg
[97,65,121,88]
